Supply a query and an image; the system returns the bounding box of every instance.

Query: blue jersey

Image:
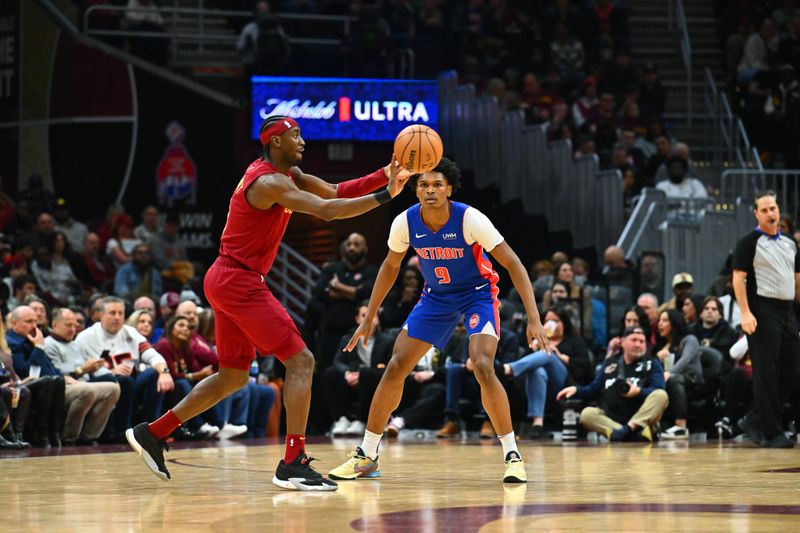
[407,201,499,295]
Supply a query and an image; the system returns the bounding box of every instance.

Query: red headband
[259,117,299,146]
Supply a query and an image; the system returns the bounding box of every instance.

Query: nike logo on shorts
[475,283,489,290]
[415,233,427,238]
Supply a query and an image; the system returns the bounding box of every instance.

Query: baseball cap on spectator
[622,326,646,337]
[672,272,694,288]
[180,287,202,305]
[160,291,180,309]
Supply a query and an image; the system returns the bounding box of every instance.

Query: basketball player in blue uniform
[329,157,549,483]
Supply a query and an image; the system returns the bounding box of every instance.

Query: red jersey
[218,158,292,275]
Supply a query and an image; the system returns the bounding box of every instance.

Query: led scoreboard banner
[251,76,439,142]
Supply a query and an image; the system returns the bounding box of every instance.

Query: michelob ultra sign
[251,76,439,141]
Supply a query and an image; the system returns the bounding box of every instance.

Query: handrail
[674,0,692,125]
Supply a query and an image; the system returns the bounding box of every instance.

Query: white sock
[359,430,382,460]
[498,432,521,460]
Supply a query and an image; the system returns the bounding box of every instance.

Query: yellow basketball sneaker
[503,452,527,483]
[328,447,381,480]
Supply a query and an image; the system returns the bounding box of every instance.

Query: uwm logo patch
[469,313,480,329]
[443,233,457,240]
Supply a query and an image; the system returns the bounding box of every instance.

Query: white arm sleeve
[387,212,410,253]
[463,207,504,252]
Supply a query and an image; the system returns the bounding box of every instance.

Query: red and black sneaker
[125,423,171,481]
[273,453,338,491]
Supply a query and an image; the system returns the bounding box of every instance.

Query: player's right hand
[385,155,413,197]
[740,310,757,335]
[344,319,376,352]
[556,386,577,401]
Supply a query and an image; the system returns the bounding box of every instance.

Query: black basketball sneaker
[273,453,338,491]
[125,423,171,482]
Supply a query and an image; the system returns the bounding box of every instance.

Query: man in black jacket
[690,296,738,364]
[310,233,378,372]
[323,302,393,436]
[557,327,668,442]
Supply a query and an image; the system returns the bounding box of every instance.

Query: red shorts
[204,256,306,371]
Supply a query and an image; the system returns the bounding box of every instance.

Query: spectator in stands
[638,61,666,117]
[149,211,188,270]
[738,17,779,86]
[638,253,663,295]
[18,173,55,218]
[655,143,699,182]
[154,316,218,439]
[550,22,584,82]
[557,326,667,442]
[70,306,87,334]
[158,290,179,328]
[655,309,702,440]
[637,293,660,343]
[238,1,291,75]
[602,48,638,96]
[379,266,423,329]
[75,296,174,428]
[7,274,37,312]
[106,214,141,269]
[126,309,155,342]
[715,335,753,439]
[779,17,800,72]
[6,305,66,447]
[619,128,647,173]
[113,243,163,299]
[124,0,168,64]
[681,294,706,327]
[655,156,708,200]
[543,263,593,339]
[52,198,88,254]
[25,296,50,337]
[76,232,114,292]
[571,257,589,287]
[659,272,694,313]
[606,305,653,357]
[502,306,591,439]
[310,232,378,371]
[0,342,32,449]
[690,296,738,356]
[326,303,393,437]
[644,135,672,181]
[572,76,599,129]
[31,244,79,306]
[764,65,800,167]
[134,205,160,244]
[574,135,596,157]
[43,308,121,445]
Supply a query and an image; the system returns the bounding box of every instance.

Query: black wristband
[374,188,392,204]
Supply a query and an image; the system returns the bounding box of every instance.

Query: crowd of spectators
[0,178,278,449]
[718,0,800,167]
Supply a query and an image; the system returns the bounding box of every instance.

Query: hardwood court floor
[4,437,800,532]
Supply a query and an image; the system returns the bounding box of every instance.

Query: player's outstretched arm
[248,165,408,222]
[291,157,407,199]
[489,241,549,351]
[344,249,405,351]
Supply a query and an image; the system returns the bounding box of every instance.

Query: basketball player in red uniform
[126,115,411,491]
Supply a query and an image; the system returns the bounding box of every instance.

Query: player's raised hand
[528,320,551,354]
[344,318,376,352]
[385,155,413,198]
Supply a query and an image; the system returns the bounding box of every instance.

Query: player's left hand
[157,372,174,393]
[528,320,550,353]
[344,318,376,352]
[385,155,413,197]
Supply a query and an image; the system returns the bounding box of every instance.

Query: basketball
[393,125,443,174]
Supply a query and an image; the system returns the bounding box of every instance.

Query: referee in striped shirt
[732,191,800,448]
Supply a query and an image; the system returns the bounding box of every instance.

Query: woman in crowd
[126,309,155,342]
[681,294,706,328]
[379,266,424,329]
[654,309,703,440]
[542,262,592,338]
[106,214,142,269]
[501,306,592,438]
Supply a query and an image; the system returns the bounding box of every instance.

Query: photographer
[557,327,668,442]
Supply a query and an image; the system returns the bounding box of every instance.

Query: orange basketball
[393,125,443,174]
